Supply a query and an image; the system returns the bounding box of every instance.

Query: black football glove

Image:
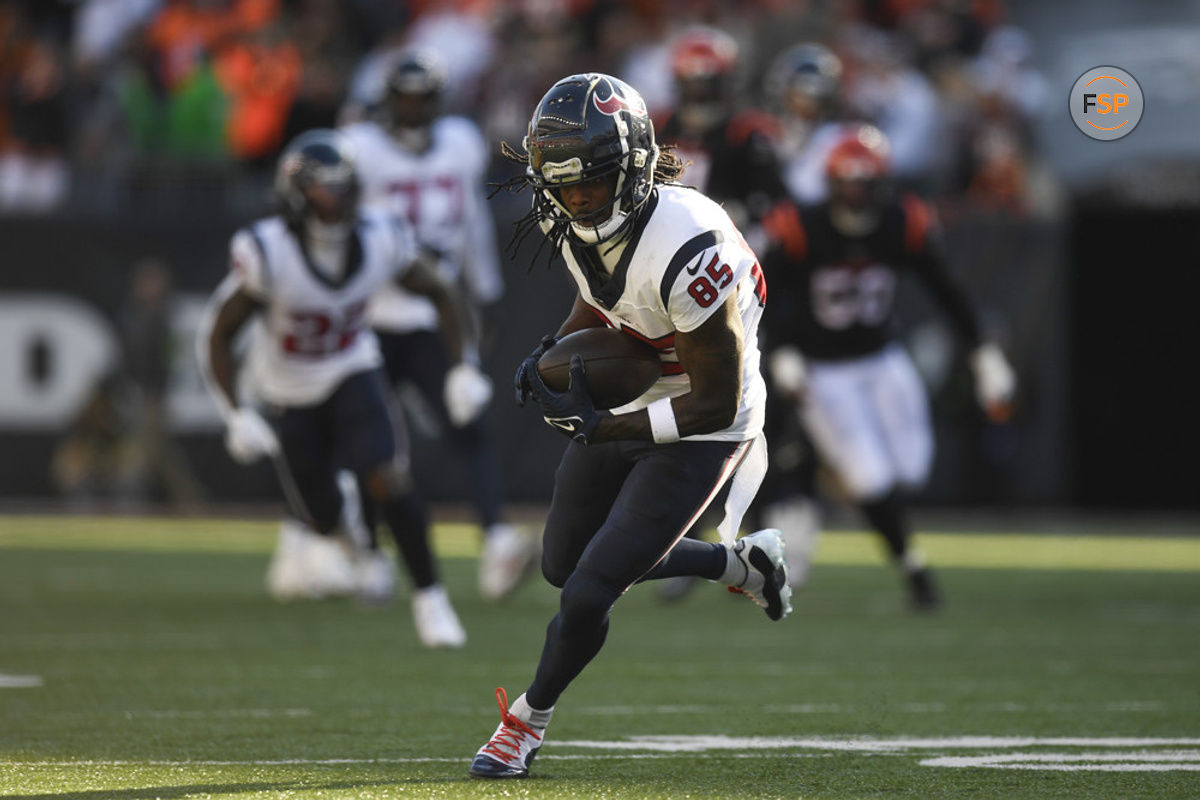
[526,354,610,445]
[514,334,558,407]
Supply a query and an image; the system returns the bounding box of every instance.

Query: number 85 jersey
[228,210,417,407]
[559,184,768,443]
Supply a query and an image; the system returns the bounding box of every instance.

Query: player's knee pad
[557,571,621,636]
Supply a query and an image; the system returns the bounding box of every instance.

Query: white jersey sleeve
[661,230,757,334]
[380,210,419,283]
[229,228,269,300]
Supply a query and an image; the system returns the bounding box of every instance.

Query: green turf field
[2,514,1199,799]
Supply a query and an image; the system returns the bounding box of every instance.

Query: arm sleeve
[229,228,269,300]
[659,230,753,334]
[386,214,420,280]
[902,196,982,347]
[457,122,504,305]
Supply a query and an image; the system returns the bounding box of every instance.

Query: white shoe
[265,521,315,602]
[478,524,539,601]
[355,548,397,605]
[762,497,821,590]
[412,584,467,649]
[469,688,545,778]
[306,530,358,598]
[726,529,793,621]
[265,520,357,602]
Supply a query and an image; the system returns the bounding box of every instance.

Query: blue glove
[514,334,558,407]
[526,354,609,444]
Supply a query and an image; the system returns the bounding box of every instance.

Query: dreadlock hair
[488,142,688,270]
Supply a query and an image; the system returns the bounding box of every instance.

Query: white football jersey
[341,116,502,333]
[559,184,767,443]
[229,210,417,406]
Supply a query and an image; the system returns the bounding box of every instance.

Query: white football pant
[801,343,933,502]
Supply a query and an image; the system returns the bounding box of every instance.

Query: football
[537,327,662,409]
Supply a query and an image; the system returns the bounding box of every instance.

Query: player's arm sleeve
[902,196,982,347]
[227,228,270,301]
[460,127,505,306]
[659,230,752,334]
[394,222,469,365]
[195,281,262,422]
[461,181,504,306]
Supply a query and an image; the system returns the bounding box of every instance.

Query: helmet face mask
[524,73,659,247]
[275,129,360,230]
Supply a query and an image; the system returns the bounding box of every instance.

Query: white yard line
[0,674,42,688]
[7,737,1200,773]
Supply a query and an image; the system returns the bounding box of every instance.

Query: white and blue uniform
[341,116,502,334]
[222,210,418,530]
[229,211,417,407]
[558,184,767,444]
[340,115,509,531]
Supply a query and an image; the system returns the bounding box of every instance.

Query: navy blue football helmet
[524,73,659,247]
[275,129,360,228]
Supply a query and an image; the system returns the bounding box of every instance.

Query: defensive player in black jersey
[657,26,788,245]
[762,124,1016,610]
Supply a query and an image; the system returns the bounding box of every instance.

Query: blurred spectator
[118,0,282,163]
[213,20,301,164]
[280,0,366,142]
[0,33,70,211]
[479,0,587,153]
[117,256,203,505]
[343,0,497,122]
[840,26,942,192]
[50,372,130,505]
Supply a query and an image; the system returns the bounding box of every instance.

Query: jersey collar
[567,189,659,310]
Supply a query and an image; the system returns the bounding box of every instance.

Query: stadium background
[0,0,1196,519]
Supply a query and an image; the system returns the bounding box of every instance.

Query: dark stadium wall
[1067,204,1200,511]
[10,203,1182,512]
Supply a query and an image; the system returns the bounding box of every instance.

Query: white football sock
[510,693,553,730]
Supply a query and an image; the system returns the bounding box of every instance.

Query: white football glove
[444,362,493,427]
[969,343,1016,421]
[224,407,280,465]
[768,346,808,401]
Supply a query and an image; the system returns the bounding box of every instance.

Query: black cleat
[908,567,942,611]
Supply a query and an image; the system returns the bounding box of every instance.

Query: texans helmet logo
[593,81,647,118]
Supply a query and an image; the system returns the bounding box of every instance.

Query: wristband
[647,397,680,444]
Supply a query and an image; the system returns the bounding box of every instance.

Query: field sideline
[2,513,1199,799]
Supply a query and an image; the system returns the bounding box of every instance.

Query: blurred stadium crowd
[0,0,1097,518]
[0,0,1056,220]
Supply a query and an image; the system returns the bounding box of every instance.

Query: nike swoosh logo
[547,416,582,432]
[684,256,705,275]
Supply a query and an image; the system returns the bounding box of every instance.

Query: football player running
[761,124,1017,610]
[468,73,791,780]
[340,49,537,603]
[197,129,470,648]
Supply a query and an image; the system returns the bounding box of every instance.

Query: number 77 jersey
[558,183,768,443]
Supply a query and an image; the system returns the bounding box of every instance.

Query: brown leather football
[537,327,662,409]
